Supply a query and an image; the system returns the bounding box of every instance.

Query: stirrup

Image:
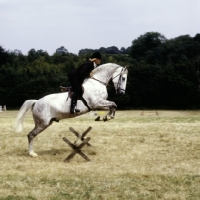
[70,108,80,114]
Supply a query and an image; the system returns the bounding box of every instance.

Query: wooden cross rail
[62,126,93,162]
[63,137,91,162]
[69,126,92,146]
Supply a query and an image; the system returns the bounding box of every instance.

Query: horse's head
[91,63,128,95]
[112,66,128,95]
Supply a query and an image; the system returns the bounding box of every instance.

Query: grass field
[0,110,200,200]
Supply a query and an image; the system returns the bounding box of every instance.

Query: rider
[67,52,102,114]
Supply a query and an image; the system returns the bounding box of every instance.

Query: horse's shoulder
[83,77,96,86]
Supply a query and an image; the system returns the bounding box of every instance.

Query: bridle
[112,66,128,92]
[91,66,128,91]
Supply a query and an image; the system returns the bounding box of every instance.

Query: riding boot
[70,93,80,114]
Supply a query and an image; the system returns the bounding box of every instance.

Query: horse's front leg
[109,105,116,119]
[94,100,117,122]
[103,106,116,121]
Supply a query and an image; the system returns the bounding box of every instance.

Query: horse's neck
[94,71,111,82]
[92,64,119,83]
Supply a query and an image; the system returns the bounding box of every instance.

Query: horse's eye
[122,77,125,81]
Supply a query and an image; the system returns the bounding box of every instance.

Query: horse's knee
[112,104,117,109]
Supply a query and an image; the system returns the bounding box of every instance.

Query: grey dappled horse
[15,63,128,157]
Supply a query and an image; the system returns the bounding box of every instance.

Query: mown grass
[0,110,200,199]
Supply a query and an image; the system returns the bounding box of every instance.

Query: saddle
[60,86,73,99]
[60,86,82,100]
[60,86,72,92]
[60,86,91,112]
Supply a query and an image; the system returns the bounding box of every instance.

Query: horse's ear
[124,65,129,70]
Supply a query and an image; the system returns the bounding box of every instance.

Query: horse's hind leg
[27,123,49,157]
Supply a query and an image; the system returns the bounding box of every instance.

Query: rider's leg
[70,92,76,114]
[67,75,81,114]
[70,92,80,114]
[70,82,82,114]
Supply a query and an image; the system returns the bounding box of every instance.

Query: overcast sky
[0,0,200,55]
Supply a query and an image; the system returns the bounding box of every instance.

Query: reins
[90,76,108,86]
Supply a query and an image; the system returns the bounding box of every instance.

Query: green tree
[130,32,167,64]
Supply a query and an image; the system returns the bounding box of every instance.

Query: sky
[0,0,200,55]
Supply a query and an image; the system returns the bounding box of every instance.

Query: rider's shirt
[68,60,94,82]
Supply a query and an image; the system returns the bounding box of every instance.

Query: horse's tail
[15,100,37,132]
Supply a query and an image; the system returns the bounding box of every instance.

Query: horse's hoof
[95,116,100,121]
[103,117,107,122]
[29,152,38,157]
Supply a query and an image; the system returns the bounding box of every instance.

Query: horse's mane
[92,63,121,75]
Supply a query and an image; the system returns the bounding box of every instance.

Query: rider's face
[95,59,101,65]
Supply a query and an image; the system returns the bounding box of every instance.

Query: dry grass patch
[0,110,200,199]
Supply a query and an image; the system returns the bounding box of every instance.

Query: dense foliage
[0,32,200,109]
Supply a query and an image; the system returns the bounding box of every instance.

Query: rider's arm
[80,62,93,78]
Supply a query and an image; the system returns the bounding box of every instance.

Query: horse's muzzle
[116,89,125,96]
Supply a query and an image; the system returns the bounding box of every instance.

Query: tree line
[0,32,200,109]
